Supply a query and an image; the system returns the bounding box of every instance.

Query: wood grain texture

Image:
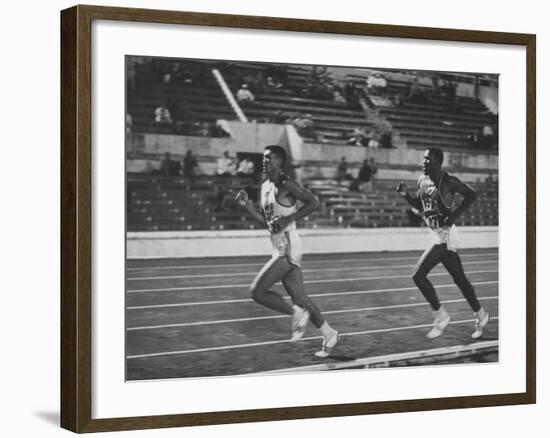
[60,5,78,432]
[525,34,536,404]
[60,4,537,433]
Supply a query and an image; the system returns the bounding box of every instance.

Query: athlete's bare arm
[235,189,266,225]
[274,179,320,230]
[396,180,422,210]
[442,175,477,226]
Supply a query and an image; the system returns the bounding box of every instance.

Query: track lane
[125,248,499,380]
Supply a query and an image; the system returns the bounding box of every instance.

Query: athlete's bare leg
[441,250,482,312]
[412,243,447,310]
[282,267,325,328]
[249,256,294,315]
[281,265,338,356]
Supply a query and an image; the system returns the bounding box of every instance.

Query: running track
[126,247,499,380]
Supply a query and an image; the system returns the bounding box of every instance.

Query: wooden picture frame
[61,4,536,433]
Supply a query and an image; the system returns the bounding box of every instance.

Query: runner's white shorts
[429,225,459,252]
[270,230,303,267]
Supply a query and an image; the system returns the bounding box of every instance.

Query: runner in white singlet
[261,178,303,267]
[235,145,339,358]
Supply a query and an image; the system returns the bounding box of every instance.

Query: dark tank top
[418,172,453,230]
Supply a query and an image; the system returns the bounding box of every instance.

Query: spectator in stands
[290,113,309,136]
[242,72,258,92]
[300,114,316,139]
[290,113,304,129]
[197,122,211,137]
[450,80,459,102]
[407,76,422,102]
[408,76,425,102]
[170,62,183,84]
[333,88,346,104]
[344,80,362,109]
[237,158,255,177]
[182,150,199,178]
[166,98,183,124]
[314,65,327,80]
[482,124,494,137]
[484,171,497,196]
[290,113,317,140]
[214,186,234,211]
[347,127,368,147]
[126,113,135,150]
[377,74,388,92]
[266,76,283,89]
[344,80,355,101]
[355,158,377,192]
[431,73,442,96]
[160,152,181,177]
[142,161,157,174]
[367,158,378,188]
[391,91,405,107]
[236,84,255,106]
[217,151,234,176]
[272,110,287,124]
[351,79,367,99]
[368,134,380,148]
[336,157,353,184]
[379,130,393,148]
[251,70,266,93]
[367,73,387,95]
[265,65,287,88]
[154,103,173,127]
[366,74,377,94]
[309,65,320,82]
[480,124,495,149]
[485,171,495,186]
[126,113,133,134]
[467,130,479,148]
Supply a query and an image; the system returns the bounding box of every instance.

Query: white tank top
[261,180,297,233]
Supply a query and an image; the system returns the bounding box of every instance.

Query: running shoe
[314,330,339,358]
[290,308,310,343]
[426,309,451,339]
[472,310,490,339]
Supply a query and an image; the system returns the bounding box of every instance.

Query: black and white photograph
[2,0,544,434]
[125,56,500,381]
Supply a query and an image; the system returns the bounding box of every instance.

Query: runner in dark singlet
[396,148,490,339]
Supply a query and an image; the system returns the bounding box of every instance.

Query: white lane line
[127,269,498,293]
[126,280,498,310]
[127,296,498,331]
[126,317,499,359]
[127,259,498,281]
[127,251,498,272]
[253,340,499,374]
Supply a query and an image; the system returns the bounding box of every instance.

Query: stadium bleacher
[126,58,498,232]
[127,174,260,231]
[127,174,498,231]
[221,62,376,144]
[370,73,497,151]
[128,59,235,135]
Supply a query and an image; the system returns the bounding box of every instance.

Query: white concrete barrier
[127,226,498,259]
